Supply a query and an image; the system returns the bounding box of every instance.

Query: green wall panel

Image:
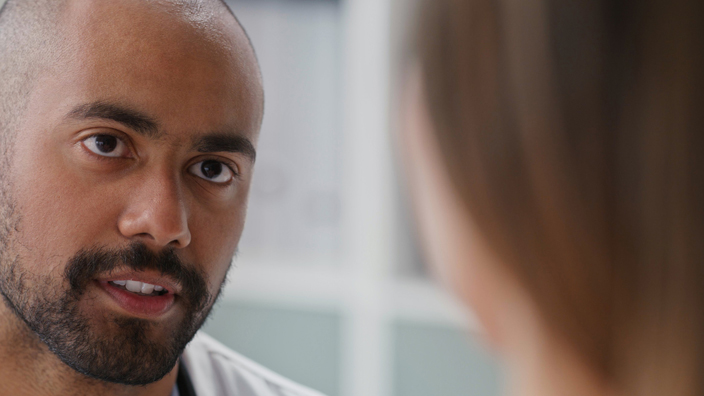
[203,301,341,396]
[393,322,502,396]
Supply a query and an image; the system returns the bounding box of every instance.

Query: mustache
[64,243,210,312]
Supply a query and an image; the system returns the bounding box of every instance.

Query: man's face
[0,0,262,385]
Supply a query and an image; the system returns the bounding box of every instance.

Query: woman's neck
[499,296,614,396]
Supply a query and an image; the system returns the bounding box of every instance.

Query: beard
[0,241,220,385]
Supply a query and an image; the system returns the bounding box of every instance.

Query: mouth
[97,278,177,319]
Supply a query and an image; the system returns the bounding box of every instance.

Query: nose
[117,172,192,249]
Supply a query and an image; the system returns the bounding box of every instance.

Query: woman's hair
[417,0,704,395]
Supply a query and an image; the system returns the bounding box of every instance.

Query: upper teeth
[113,280,164,294]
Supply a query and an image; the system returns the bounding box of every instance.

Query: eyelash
[214,160,239,178]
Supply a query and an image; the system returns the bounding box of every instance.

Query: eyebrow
[194,133,257,162]
[67,101,161,138]
[68,101,256,161]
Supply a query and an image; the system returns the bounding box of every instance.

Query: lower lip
[98,281,175,318]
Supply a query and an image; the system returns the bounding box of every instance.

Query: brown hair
[417,0,704,395]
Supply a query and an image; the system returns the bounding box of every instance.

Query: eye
[82,134,130,158]
[188,160,235,184]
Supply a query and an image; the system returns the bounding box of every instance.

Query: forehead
[49,0,262,138]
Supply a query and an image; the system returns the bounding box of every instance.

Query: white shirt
[173,332,326,396]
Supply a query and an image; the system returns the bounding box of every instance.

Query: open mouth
[108,280,169,297]
[99,279,177,318]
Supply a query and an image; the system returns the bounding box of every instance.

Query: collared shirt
[172,332,326,396]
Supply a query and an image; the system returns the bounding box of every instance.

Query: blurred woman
[401,1,704,396]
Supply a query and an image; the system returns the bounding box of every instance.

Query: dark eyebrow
[194,133,257,162]
[67,101,161,138]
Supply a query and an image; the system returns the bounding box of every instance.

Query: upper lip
[96,270,182,295]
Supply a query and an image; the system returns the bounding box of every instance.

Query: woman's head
[404,0,704,395]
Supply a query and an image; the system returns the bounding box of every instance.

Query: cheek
[409,154,482,309]
[407,150,506,350]
[410,172,465,286]
[401,75,471,294]
[188,198,248,291]
[10,129,122,271]
[401,71,505,350]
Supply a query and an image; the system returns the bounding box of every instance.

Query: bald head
[0,0,262,153]
[0,0,60,152]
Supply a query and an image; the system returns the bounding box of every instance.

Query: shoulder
[181,331,327,396]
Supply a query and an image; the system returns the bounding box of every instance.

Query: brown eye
[83,135,129,157]
[188,160,234,184]
[201,160,222,179]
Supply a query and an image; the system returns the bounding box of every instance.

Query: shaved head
[0,0,61,155]
[0,0,259,152]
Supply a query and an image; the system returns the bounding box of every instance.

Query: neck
[505,332,612,396]
[0,301,178,396]
[498,294,614,396]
